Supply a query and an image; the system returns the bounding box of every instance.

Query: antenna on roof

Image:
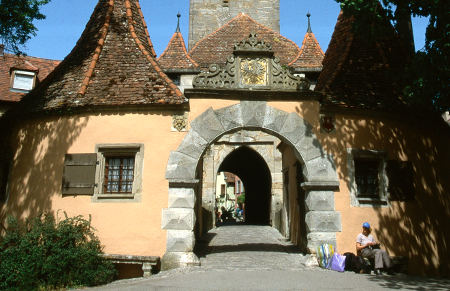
[176,13,181,32]
[307,12,312,33]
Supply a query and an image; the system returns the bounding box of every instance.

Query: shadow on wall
[0,115,89,231]
[299,98,450,277]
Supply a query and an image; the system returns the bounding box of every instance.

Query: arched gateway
[162,101,341,269]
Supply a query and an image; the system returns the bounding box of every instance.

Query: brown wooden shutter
[386,160,415,201]
[62,153,97,195]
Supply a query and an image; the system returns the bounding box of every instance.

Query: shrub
[0,213,116,290]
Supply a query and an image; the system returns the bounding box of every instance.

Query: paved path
[85,225,450,291]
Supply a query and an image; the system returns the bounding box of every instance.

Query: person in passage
[356,222,393,275]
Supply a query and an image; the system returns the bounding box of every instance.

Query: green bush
[0,213,116,290]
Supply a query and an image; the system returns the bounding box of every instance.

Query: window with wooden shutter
[387,160,415,201]
[62,153,97,195]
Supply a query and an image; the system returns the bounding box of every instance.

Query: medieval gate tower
[188,0,280,49]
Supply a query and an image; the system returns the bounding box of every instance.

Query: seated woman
[356,222,393,275]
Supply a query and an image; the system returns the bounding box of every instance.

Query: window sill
[97,193,135,199]
[357,198,388,206]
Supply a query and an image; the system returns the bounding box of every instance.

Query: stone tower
[188,0,280,50]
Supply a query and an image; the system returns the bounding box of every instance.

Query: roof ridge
[78,0,114,96]
[189,13,301,60]
[134,0,156,57]
[124,0,182,97]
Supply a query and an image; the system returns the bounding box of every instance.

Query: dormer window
[11,70,36,92]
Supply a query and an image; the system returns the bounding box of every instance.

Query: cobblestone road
[195,224,315,271]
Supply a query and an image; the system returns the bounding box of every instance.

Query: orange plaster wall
[2,112,188,257]
[2,100,448,276]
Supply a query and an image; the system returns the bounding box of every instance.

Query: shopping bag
[317,244,334,269]
[330,253,346,272]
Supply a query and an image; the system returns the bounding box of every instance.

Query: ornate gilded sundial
[240,58,268,86]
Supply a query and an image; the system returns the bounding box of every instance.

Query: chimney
[0,44,4,56]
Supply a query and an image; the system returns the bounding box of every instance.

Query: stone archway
[161,101,341,270]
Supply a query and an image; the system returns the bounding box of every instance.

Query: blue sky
[24,0,428,61]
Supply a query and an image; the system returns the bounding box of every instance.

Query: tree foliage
[0,213,116,290]
[335,0,449,113]
[0,0,51,54]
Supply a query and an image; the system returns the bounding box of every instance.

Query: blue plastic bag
[330,253,346,272]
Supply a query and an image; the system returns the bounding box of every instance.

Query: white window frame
[347,148,389,207]
[11,70,36,92]
[93,144,144,202]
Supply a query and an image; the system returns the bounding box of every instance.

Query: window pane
[13,74,34,90]
[104,156,135,193]
[355,159,379,198]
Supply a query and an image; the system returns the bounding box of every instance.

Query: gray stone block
[307,232,337,253]
[166,230,195,252]
[161,252,200,271]
[279,113,307,145]
[303,156,338,183]
[305,191,335,211]
[293,134,324,163]
[190,107,225,142]
[168,187,196,208]
[305,211,341,232]
[262,106,289,133]
[240,101,267,128]
[165,151,197,181]
[161,208,195,231]
[215,103,243,131]
[176,130,208,161]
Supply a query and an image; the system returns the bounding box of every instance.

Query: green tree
[0,0,51,54]
[335,0,449,113]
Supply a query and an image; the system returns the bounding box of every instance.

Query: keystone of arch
[166,101,338,184]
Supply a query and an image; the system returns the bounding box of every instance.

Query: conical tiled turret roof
[316,11,406,110]
[158,15,198,72]
[21,0,185,113]
[289,14,324,71]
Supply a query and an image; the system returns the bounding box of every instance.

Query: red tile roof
[20,0,185,113]
[289,32,324,71]
[316,11,407,110]
[0,54,59,103]
[158,32,198,72]
[188,13,302,69]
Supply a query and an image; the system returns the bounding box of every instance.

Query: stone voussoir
[279,112,308,146]
[190,107,226,142]
[240,101,267,128]
[262,105,289,133]
[166,151,197,180]
[176,129,209,161]
[214,103,244,131]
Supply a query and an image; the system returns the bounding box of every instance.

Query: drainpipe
[0,44,4,56]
